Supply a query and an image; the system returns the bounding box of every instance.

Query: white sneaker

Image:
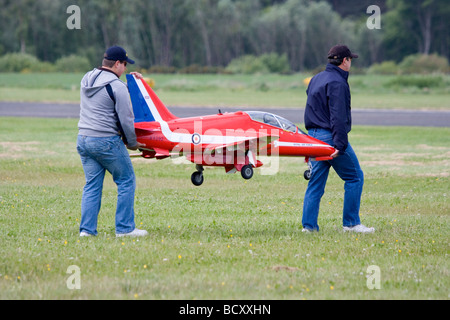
[80,231,93,237]
[343,224,375,233]
[116,228,149,238]
[302,228,317,233]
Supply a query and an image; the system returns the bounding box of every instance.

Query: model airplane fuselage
[126,74,334,185]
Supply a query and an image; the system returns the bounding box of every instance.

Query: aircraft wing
[204,133,279,154]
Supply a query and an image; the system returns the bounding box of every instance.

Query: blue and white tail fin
[126,74,178,123]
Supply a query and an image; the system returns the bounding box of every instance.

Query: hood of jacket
[81,68,119,98]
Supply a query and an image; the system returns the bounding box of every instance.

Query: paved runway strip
[0,102,448,127]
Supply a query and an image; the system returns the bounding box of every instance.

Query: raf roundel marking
[192,133,202,145]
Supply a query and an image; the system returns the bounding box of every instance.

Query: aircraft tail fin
[126,74,178,123]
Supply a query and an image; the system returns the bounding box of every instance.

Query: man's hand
[129,71,143,80]
[127,142,145,151]
[331,149,340,158]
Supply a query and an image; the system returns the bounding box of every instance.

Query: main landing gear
[240,164,253,180]
[190,164,254,186]
[191,164,204,186]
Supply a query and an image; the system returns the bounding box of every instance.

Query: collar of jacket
[325,63,349,82]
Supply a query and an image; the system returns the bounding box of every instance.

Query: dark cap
[104,46,135,64]
[327,45,358,60]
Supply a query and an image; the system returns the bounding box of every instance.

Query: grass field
[0,117,448,300]
[0,73,449,110]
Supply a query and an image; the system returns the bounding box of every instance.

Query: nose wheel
[304,160,312,180]
[303,169,311,180]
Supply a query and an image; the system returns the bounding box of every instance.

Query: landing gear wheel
[304,169,311,180]
[191,171,204,186]
[241,165,254,180]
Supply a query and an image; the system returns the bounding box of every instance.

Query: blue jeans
[302,128,364,231]
[77,135,136,235]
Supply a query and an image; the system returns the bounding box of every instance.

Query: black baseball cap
[104,46,135,64]
[327,45,358,60]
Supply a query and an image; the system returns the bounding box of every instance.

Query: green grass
[0,117,448,299]
[0,73,449,110]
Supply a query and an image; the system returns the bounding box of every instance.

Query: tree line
[0,0,448,72]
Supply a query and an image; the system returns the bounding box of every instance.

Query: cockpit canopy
[245,111,302,133]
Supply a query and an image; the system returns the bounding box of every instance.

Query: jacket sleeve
[327,81,349,154]
[113,82,138,147]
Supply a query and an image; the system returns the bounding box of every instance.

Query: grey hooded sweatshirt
[78,68,137,147]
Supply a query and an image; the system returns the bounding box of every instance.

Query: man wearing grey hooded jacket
[77,46,147,238]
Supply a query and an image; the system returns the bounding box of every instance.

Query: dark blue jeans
[302,128,364,231]
[77,135,136,235]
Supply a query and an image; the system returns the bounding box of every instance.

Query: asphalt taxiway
[0,102,448,127]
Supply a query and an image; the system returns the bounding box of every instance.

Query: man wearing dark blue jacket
[302,45,374,233]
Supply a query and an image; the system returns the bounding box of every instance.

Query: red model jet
[126,74,334,186]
